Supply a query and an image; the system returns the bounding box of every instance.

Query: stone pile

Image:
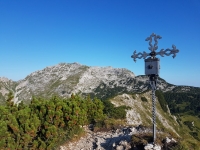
[60,126,176,150]
[60,126,134,150]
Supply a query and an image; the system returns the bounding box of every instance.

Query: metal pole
[152,86,156,145]
[150,75,157,145]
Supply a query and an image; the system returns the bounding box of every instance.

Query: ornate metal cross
[131,33,179,146]
[131,33,179,62]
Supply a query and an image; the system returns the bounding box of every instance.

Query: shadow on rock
[100,134,131,149]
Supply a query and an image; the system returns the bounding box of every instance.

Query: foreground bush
[0,95,105,149]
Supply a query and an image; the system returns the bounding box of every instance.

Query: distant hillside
[0,62,199,104]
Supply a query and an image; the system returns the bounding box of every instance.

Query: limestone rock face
[0,62,199,104]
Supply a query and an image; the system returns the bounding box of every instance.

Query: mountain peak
[11,63,137,103]
[0,77,10,82]
[0,62,199,104]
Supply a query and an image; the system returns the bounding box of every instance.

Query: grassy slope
[110,92,179,135]
[110,92,200,149]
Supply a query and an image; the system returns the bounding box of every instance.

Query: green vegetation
[2,88,200,149]
[141,96,148,102]
[0,93,129,149]
[102,99,130,119]
[94,83,129,100]
[131,133,150,148]
[163,92,200,115]
[155,90,168,112]
[163,91,200,148]
[0,94,106,149]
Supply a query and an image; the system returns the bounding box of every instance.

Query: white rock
[171,138,176,143]
[166,137,171,143]
[116,145,124,150]
[144,144,161,150]
[144,144,153,150]
[59,146,67,150]
[154,145,161,150]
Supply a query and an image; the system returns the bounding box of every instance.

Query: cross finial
[145,33,162,52]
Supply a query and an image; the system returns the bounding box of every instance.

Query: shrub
[189,132,199,140]
[130,133,152,149]
[0,95,105,149]
[141,97,148,102]
[102,100,129,119]
[183,121,194,131]
[155,90,168,112]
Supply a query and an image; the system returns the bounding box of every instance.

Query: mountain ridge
[0,62,199,104]
[1,62,200,149]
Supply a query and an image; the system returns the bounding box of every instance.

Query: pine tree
[6,91,14,106]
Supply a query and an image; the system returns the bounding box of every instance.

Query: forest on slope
[163,92,200,142]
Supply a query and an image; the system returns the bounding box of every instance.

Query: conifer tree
[6,91,14,106]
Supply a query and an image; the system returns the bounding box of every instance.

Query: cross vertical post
[149,75,157,145]
[131,33,179,146]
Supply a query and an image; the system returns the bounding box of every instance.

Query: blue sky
[0,0,200,87]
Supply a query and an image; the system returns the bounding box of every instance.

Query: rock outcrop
[60,126,177,150]
[1,62,199,104]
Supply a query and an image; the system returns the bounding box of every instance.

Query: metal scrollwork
[145,33,162,52]
[131,33,179,62]
[131,50,149,62]
[156,45,179,58]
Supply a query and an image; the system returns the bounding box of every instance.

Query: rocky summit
[0,62,199,104]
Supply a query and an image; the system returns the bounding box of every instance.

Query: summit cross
[131,33,179,62]
[130,33,179,146]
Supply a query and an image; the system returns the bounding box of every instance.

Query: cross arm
[156,45,179,58]
[131,50,150,62]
